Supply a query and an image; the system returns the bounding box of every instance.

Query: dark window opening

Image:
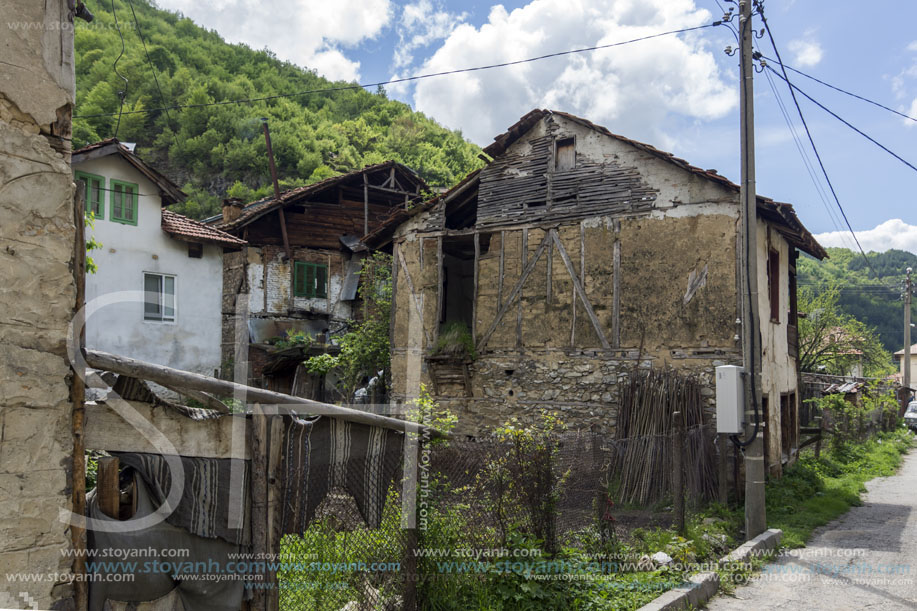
[188,242,203,258]
[440,235,476,329]
[555,137,575,171]
[444,192,478,230]
[767,248,780,323]
[525,200,546,208]
[788,254,798,358]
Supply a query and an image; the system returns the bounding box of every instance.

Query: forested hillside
[798,247,917,353]
[73,0,483,219]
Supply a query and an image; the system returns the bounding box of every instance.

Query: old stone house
[73,139,246,376]
[364,109,826,474]
[209,162,426,397]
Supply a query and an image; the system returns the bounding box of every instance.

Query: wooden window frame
[767,247,780,323]
[293,261,328,299]
[75,170,105,219]
[143,272,176,323]
[110,179,139,225]
[555,137,576,171]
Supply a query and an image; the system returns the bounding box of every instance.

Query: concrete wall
[77,155,224,375]
[0,1,76,605]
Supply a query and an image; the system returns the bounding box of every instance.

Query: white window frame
[143,272,176,323]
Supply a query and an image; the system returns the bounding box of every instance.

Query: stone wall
[0,1,77,606]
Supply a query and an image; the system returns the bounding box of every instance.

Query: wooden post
[673,411,685,535]
[402,440,422,610]
[435,236,443,344]
[266,414,283,611]
[97,457,120,519]
[517,229,526,350]
[71,182,89,611]
[814,415,823,460]
[249,404,269,607]
[717,434,728,505]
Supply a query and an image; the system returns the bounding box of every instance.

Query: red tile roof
[161,209,246,247]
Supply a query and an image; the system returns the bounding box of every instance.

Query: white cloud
[154,0,392,81]
[815,219,917,255]
[787,35,823,68]
[908,40,917,52]
[392,0,467,71]
[405,0,736,145]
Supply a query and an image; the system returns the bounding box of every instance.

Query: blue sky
[154,0,917,254]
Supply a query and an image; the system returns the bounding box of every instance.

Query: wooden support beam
[517,229,527,350]
[396,247,433,347]
[267,415,284,610]
[612,221,621,348]
[473,232,480,341]
[160,384,229,414]
[97,457,120,520]
[551,229,611,350]
[497,231,505,307]
[478,230,552,353]
[363,172,369,237]
[435,237,443,344]
[546,234,553,307]
[278,208,292,263]
[84,350,443,437]
[71,183,89,611]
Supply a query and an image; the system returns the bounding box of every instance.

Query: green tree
[304,252,392,401]
[797,284,893,376]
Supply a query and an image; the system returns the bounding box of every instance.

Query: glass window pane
[91,179,102,215]
[144,273,161,319]
[113,184,123,219]
[163,276,175,319]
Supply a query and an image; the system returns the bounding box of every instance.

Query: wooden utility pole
[738,0,767,540]
[905,267,913,405]
[262,119,292,263]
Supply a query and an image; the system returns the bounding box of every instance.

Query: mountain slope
[73,0,483,218]
[798,247,917,354]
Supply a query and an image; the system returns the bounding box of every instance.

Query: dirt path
[706,449,917,610]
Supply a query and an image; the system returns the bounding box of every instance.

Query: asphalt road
[706,449,917,610]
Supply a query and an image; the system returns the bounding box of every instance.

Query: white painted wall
[76,155,223,375]
[245,246,353,319]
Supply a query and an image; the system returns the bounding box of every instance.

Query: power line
[74,22,718,119]
[105,0,128,136]
[759,50,848,243]
[766,66,917,175]
[761,55,917,124]
[125,0,173,129]
[757,6,875,275]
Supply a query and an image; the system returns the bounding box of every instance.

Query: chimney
[222,197,244,223]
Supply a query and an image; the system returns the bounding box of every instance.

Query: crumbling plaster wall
[390,116,797,438]
[0,1,76,605]
[757,223,797,474]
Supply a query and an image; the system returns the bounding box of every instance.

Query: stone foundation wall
[393,347,741,435]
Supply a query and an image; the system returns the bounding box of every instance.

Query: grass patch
[433,321,477,360]
[766,429,913,548]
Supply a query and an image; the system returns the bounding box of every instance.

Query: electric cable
[758,6,876,277]
[104,0,128,137]
[75,22,719,119]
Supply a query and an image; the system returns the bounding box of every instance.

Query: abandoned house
[364,109,827,476]
[208,161,427,398]
[73,139,246,376]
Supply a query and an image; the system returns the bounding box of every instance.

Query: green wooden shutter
[315,264,327,298]
[305,263,316,297]
[293,262,305,296]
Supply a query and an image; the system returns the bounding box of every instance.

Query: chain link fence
[277,371,720,610]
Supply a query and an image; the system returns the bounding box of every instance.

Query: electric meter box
[715,365,744,434]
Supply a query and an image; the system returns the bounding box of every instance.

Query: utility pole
[905,267,912,406]
[738,0,766,540]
